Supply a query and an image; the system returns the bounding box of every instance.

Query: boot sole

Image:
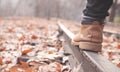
[79,42,102,52]
[72,40,102,52]
[71,40,80,45]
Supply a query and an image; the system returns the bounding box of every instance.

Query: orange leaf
[19,36,25,41]
[117,63,120,68]
[31,35,38,39]
[8,66,19,72]
[117,43,120,49]
[0,57,3,65]
[8,63,34,72]
[20,60,29,68]
[22,48,33,55]
[24,67,33,72]
[56,63,61,72]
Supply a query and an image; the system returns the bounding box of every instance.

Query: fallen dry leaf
[8,27,14,33]
[56,62,62,72]
[20,60,29,68]
[22,48,33,55]
[18,35,25,41]
[5,60,12,64]
[0,47,5,51]
[31,35,38,39]
[117,43,120,49]
[8,64,36,72]
[117,63,120,68]
[0,57,3,65]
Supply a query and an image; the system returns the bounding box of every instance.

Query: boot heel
[79,42,102,52]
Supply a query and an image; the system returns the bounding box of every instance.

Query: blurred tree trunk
[109,0,118,22]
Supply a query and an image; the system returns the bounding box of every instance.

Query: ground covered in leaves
[0,17,120,72]
[0,17,71,72]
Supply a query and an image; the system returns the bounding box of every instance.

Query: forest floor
[0,17,120,72]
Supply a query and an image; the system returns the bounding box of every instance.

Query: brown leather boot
[72,21,103,52]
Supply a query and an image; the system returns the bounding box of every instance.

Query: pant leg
[82,0,113,24]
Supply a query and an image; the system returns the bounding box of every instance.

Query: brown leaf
[56,63,61,72]
[18,35,25,41]
[24,67,33,72]
[117,43,120,49]
[117,63,120,68]
[8,28,14,33]
[20,60,29,68]
[8,66,35,72]
[0,47,5,51]
[31,35,38,39]
[8,62,35,72]
[8,66,19,72]
[5,60,12,64]
[48,51,54,54]
[108,52,113,59]
[0,57,3,65]
[22,48,33,55]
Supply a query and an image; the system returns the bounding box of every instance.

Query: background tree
[109,0,118,22]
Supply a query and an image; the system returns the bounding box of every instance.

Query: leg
[82,0,113,24]
[72,0,113,52]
